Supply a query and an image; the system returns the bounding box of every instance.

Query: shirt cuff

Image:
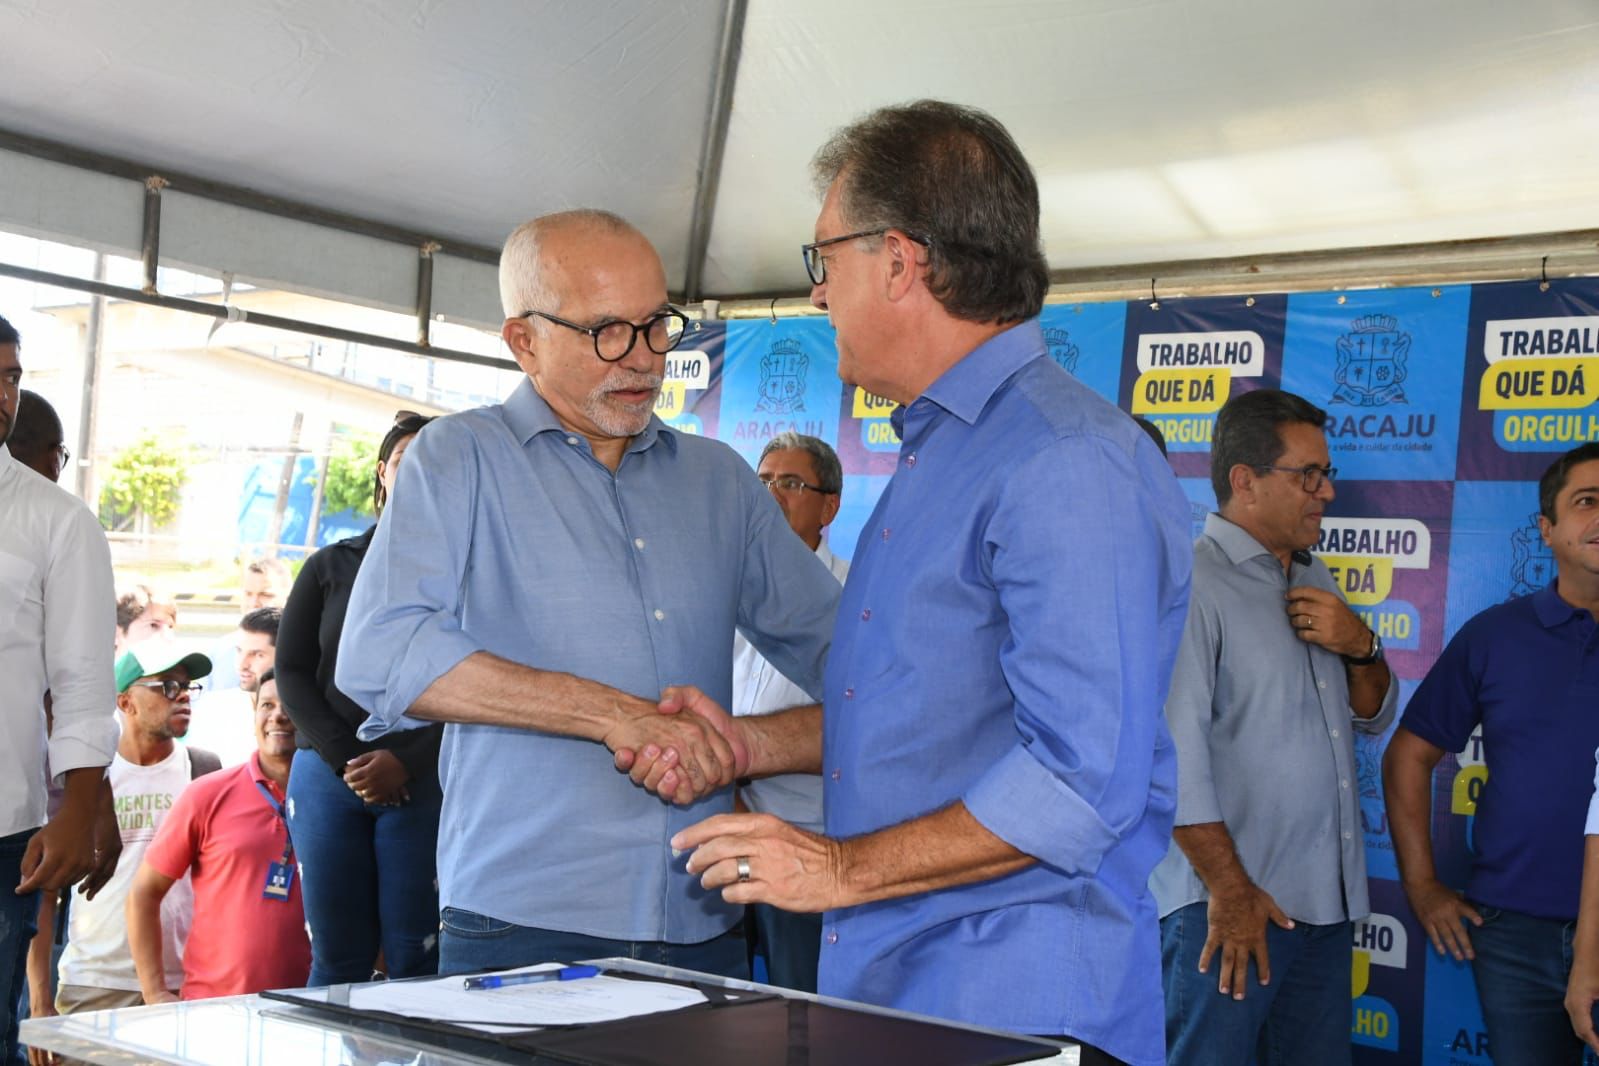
[46,728,117,786]
[355,626,478,741]
[964,744,1118,877]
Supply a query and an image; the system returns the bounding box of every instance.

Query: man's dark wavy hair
[811,100,1050,326]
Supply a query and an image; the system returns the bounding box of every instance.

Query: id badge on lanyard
[254,780,295,902]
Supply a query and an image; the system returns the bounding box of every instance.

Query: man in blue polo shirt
[1385,440,1599,1066]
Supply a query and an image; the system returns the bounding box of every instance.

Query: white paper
[333,964,709,1033]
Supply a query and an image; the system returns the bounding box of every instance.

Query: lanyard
[253,780,294,864]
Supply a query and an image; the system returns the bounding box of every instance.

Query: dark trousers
[287,752,442,986]
[437,908,748,981]
[1,830,40,1066]
[1469,901,1593,1066]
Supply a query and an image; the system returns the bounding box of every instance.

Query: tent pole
[682,0,749,302]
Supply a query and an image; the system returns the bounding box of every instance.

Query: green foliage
[100,434,189,530]
[313,433,378,518]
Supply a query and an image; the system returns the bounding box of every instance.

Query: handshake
[605,685,750,805]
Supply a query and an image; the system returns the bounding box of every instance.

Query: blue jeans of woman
[286,752,441,986]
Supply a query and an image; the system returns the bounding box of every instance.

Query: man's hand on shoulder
[1200,880,1296,1000]
[1402,877,1482,961]
[605,687,745,805]
[1285,586,1372,658]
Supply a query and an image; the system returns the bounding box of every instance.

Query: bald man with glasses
[337,209,840,980]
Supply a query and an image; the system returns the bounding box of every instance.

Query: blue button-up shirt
[337,378,841,943]
[819,321,1191,1066]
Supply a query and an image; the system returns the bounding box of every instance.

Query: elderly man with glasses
[1151,388,1396,1065]
[336,209,840,979]
[652,101,1193,1066]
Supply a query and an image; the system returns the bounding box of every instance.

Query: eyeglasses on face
[53,444,70,465]
[132,679,201,701]
[518,307,691,363]
[1254,463,1337,493]
[759,474,829,496]
[801,228,932,286]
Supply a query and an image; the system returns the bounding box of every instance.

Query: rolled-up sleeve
[337,420,483,738]
[1355,666,1400,734]
[44,500,117,781]
[963,434,1189,876]
[735,468,839,701]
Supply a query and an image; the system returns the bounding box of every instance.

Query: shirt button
[1343,831,1353,840]
[825,931,838,945]
[634,538,645,550]
[565,436,579,446]
[653,609,665,621]
[881,528,891,541]
[1318,680,1327,690]
[905,454,917,467]
[843,687,854,699]
[860,608,871,621]
[1330,729,1340,739]
[1341,779,1349,789]
[831,769,841,781]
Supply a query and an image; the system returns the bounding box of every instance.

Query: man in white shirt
[188,608,279,766]
[204,560,290,695]
[55,639,221,1013]
[732,433,850,992]
[0,315,118,1064]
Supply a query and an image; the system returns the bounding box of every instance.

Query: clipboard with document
[260,960,1069,1065]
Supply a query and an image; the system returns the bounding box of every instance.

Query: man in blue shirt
[656,101,1192,1066]
[1388,441,1599,1066]
[336,210,841,978]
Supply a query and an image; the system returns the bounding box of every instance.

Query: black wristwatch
[1342,630,1384,666]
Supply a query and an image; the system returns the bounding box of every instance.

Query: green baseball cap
[114,637,213,694]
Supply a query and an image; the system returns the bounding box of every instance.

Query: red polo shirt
[145,753,310,999]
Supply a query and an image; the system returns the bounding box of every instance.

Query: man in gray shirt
[1151,388,1396,1065]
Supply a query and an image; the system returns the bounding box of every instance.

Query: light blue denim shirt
[818,321,1192,1066]
[337,377,841,943]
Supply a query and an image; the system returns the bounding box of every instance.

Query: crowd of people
[3,99,1598,1066]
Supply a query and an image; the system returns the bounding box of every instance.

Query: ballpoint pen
[462,965,602,991]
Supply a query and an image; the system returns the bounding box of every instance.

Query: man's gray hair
[498,209,637,320]
[760,432,843,495]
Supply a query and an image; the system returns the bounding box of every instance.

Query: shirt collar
[915,319,1047,427]
[1204,512,1277,567]
[1533,581,1591,628]
[247,751,272,788]
[815,538,836,570]
[501,375,675,456]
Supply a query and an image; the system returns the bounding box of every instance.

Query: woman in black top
[278,412,442,985]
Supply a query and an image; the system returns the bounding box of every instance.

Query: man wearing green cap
[52,639,220,1014]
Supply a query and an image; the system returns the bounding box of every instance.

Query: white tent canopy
[1,0,1596,333]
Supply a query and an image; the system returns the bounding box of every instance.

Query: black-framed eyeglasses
[54,444,70,466]
[518,307,691,363]
[759,474,830,496]
[132,679,201,701]
[801,229,931,286]
[1255,463,1337,493]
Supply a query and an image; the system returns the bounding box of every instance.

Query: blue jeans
[749,903,820,993]
[1470,902,1591,1066]
[1,831,40,1066]
[287,752,442,986]
[1161,901,1351,1066]
[437,907,749,981]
